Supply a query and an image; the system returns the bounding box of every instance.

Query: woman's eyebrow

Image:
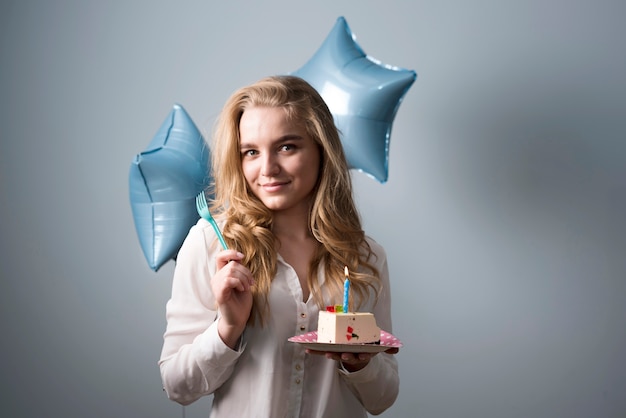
[276,134,304,142]
[240,134,304,149]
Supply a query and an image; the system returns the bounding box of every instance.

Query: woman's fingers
[215,249,245,269]
[222,271,250,292]
[212,259,254,332]
[305,349,375,369]
[213,264,254,300]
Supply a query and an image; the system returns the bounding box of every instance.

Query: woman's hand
[305,347,399,372]
[211,250,255,349]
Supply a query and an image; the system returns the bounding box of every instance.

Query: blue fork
[195,191,228,250]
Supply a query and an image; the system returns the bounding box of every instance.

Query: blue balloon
[129,104,211,271]
[293,16,417,183]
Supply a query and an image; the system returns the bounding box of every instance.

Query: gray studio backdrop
[1,1,625,417]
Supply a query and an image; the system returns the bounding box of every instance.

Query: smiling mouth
[261,181,290,191]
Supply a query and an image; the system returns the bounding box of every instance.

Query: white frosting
[317,311,381,344]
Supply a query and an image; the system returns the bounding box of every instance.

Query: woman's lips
[261,181,289,192]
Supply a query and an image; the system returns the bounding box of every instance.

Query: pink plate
[288,330,402,353]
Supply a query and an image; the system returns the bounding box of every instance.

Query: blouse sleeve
[338,239,400,415]
[158,221,244,405]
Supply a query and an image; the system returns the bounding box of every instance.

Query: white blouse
[159,218,399,417]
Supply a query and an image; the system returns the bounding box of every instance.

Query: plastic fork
[195,191,228,250]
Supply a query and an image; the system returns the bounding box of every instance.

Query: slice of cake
[317,307,381,344]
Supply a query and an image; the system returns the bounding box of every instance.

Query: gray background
[1,0,625,417]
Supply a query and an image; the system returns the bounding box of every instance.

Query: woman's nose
[261,154,280,177]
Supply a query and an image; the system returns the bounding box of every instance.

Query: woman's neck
[271,205,319,303]
[271,208,312,242]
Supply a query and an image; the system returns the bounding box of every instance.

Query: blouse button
[300,313,306,318]
[295,378,301,384]
[300,326,306,331]
[295,364,302,371]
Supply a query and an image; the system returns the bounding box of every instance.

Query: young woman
[159,75,399,417]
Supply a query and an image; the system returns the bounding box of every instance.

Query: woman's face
[239,106,321,214]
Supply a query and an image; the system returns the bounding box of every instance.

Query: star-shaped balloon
[293,16,417,183]
[129,104,211,271]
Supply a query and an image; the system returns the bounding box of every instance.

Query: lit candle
[343,266,350,313]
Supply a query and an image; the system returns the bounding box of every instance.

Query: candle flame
[344,266,349,277]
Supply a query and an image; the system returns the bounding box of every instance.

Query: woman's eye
[281,144,294,152]
[242,149,257,157]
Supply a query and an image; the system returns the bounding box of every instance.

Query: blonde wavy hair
[209,75,380,325]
